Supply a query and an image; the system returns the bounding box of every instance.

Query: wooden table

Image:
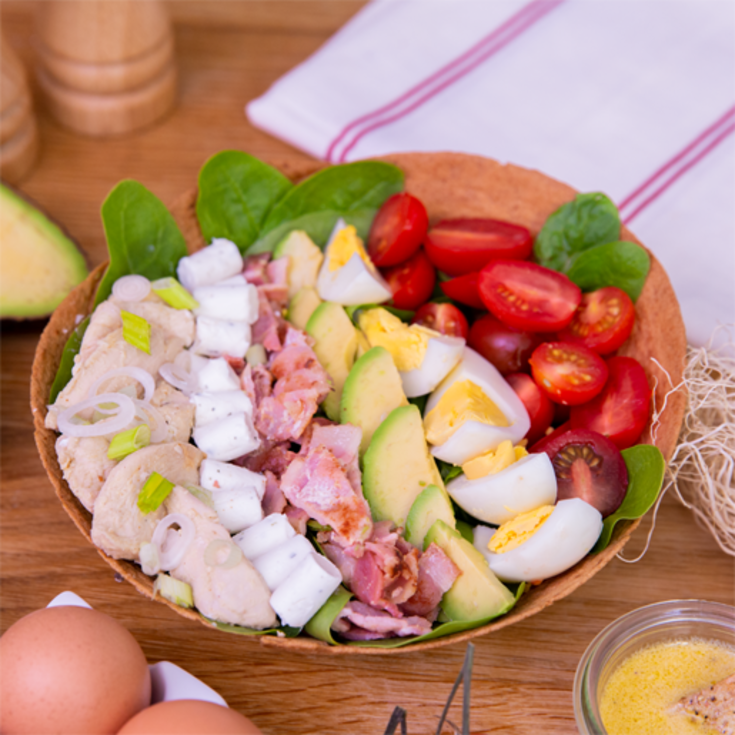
[2,4,733,733]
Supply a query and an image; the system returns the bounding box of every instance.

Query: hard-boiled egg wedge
[476,498,603,583]
[358,308,464,397]
[447,443,557,525]
[316,219,392,306]
[423,347,530,465]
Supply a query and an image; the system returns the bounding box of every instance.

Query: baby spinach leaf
[303,586,353,645]
[95,180,188,307]
[48,316,89,403]
[566,240,650,302]
[592,444,665,553]
[534,192,620,272]
[250,161,404,254]
[196,150,293,254]
[203,615,301,638]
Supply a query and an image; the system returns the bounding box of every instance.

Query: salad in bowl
[31,151,686,652]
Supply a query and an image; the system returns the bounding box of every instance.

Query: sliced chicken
[150,381,195,443]
[113,296,195,347]
[56,435,117,513]
[91,442,204,560]
[165,486,277,629]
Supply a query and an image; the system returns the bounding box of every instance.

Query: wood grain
[2,3,734,734]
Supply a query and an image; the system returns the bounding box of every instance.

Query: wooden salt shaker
[35,0,177,137]
[0,36,39,184]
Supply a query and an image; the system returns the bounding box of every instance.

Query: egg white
[480,498,603,583]
[400,334,465,398]
[447,452,557,525]
[424,347,531,465]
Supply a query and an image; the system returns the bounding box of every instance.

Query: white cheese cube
[193,284,259,324]
[192,412,259,462]
[232,514,296,560]
[199,458,266,500]
[194,317,251,358]
[177,239,243,292]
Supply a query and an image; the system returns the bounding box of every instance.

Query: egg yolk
[359,308,438,371]
[462,440,528,480]
[328,225,373,271]
[424,379,509,446]
[488,504,554,553]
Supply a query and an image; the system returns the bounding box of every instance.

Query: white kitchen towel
[247,0,735,352]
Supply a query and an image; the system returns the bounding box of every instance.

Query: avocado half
[0,183,88,319]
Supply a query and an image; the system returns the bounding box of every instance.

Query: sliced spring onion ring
[107,424,151,460]
[186,484,214,509]
[57,393,136,438]
[158,362,196,394]
[151,513,196,571]
[88,366,156,403]
[151,277,199,310]
[133,400,168,443]
[203,539,243,569]
[153,574,194,607]
[121,310,151,354]
[112,275,151,302]
[137,471,175,514]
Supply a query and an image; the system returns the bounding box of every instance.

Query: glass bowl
[573,599,735,734]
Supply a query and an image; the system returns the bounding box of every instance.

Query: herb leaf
[566,240,651,302]
[303,586,354,644]
[534,192,620,272]
[48,316,89,403]
[592,444,665,553]
[196,151,293,254]
[250,161,404,254]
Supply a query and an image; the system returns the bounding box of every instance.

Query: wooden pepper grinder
[35,0,177,137]
[0,35,39,183]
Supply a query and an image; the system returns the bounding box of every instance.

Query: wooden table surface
[2,4,733,734]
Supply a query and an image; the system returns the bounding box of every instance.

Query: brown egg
[117,700,263,734]
[0,605,151,734]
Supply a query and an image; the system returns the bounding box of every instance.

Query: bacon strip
[334,601,432,640]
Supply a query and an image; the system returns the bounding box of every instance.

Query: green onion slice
[153,574,194,608]
[137,471,175,514]
[121,310,151,354]
[151,277,199,310]
[108,424,151,460]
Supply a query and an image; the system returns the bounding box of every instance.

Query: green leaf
[437,459,463,483]
[566,240,651,302]
[196,151,293,254]
[49,316,89,403]
[201,615,300,638]
[592,444,666,553]
[303,586,353,644]
[534,192,620,272]
[250,161,404,254]
[345,303,415,324]
[95,181,188,307]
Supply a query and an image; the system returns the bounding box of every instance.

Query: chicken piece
[150,380,195,443]
[115,297,195,347]
[91,442,204,560]
[56,435,117,513]
[165,486,277,629]
[672,673,735,735]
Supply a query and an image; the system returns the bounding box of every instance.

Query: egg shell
[117,699,263,734]
[0,605,151,735]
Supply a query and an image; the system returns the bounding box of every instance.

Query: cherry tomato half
[367,193,428,267]
[528,421,572,454]
[478,260,582,333]
[529,341,608,406]
[424,219,533,276]
[382,248,436,310]
[439,272,485,309]
[412,303,469,339]
[505,372,554,446]
[569,356,651,449]
[468,314,542,375]
[558,286,636,355]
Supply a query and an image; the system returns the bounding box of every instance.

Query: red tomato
[505,372,554,446]
[478,260,582,333]
[439,272,485,309]
[570,356,651,449]
[528,421,572,454]
[367,193,428,267]
[424,219,533,276]
[412,303,469,339]
[468,314,542,375]
[558,286,636,355]
[381,248,436,310]
[529,341,608,406]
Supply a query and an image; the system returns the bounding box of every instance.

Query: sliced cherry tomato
[411,303,469,339]
[424,219,533,276]
[468,314,542,375]
[538,428,628,517]
[570,356,651,449]
[367,193,428,267]
[505,373,554,446]
[529,341,608,406]
[439,272,484,309]
[478,260,581,333]
[381,248,436,310]
[558,286,636,355]
[528,421,572,454]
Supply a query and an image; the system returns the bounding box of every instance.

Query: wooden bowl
[31,152,687,654]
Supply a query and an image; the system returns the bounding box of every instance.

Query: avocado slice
[362,404,444,527]
[0,184,88,318]
[273,229,323,298]
[405,484,456,549]
[340,346,409,456]
[425,519,515,622]
[306,301,358,420]
[288,286,322,331]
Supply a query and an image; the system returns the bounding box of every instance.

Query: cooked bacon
[400,543,460,618]
[237,439,296,477]
[304,423,362,494]
[261,470,287,516]
[284,505,309,535]
[333,601,432,640]
[322,542,358,586]
[224,356,246,374]
[252,290,284,352]
[242,253,271,286]
[256,390,320,442]
[266,256,289,286]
